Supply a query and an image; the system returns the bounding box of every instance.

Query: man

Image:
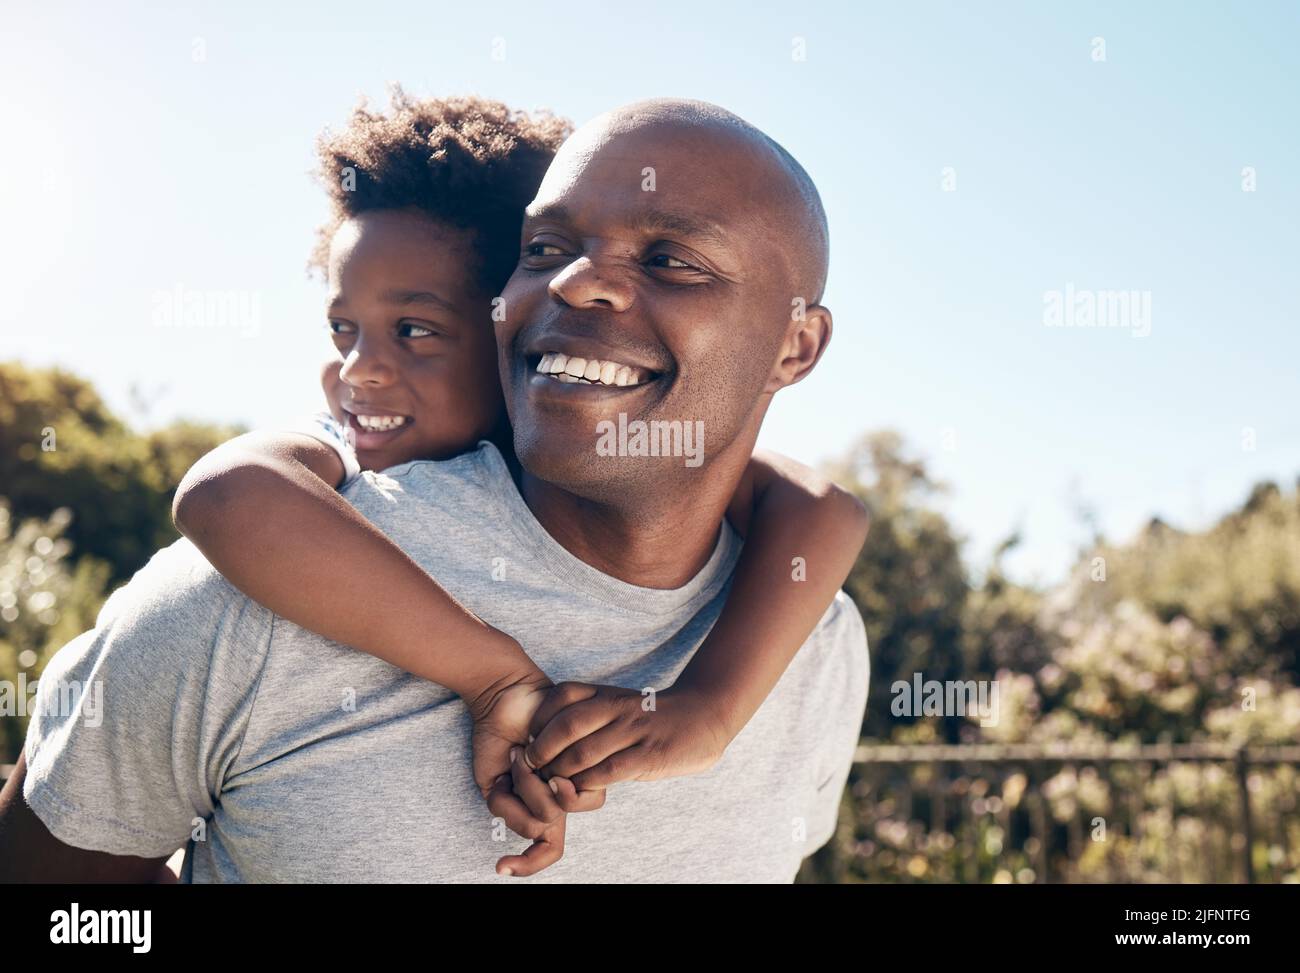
[0,99,869,882]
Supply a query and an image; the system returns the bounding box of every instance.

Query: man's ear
[766,303,832,394]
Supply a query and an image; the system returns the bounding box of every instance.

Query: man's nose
[338,335,397,389]
[547,255,635,313]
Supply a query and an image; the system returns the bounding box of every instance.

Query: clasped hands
[467,677,733,877]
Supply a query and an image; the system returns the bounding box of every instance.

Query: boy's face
[322,209,504,472]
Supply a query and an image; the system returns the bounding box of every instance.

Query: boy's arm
[678,448,871,732]
[172,431,539,705]
[523,449,870,788]
[173,432,594,875]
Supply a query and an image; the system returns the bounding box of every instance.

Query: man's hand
[466,672,605,876]
[522,683,735,791]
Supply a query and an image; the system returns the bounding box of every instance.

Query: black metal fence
[822,743,1300,884]
[9,745,1300,884]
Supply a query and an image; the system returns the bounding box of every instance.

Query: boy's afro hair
[309,86,573,290]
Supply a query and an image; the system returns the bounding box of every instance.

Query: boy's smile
[339,402,415,450]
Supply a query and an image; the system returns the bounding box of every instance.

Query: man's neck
[511,398,770,589]
[518,466,737,589]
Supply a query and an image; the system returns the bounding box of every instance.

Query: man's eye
[397,321,438,339]
[648,254,697,271]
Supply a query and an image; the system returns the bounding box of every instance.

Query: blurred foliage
[0,362,240,585]
[829,429,1300,747]
[0,361,239,763]
[827,431,970,743]
[814,756,1300,885]
[0,502,111,760]
[811,430,1300,884]
[1075,482,1300,685]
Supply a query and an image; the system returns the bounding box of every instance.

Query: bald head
[544,98,831,304]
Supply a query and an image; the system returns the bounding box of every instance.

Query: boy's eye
[526,243,567,257]
[328,319,357,335]
[397,321,439,339]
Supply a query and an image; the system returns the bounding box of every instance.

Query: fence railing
[8,747,1300,884]
[838,743,1300,883]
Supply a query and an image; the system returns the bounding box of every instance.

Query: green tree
[828,431,970,742]
[1077,482,1300,684]
[0,502,110,761]
[0,362,240,583]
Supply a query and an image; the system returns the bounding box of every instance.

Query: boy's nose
[339,341,396,388]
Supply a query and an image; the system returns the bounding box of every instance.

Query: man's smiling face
[497,113,812,500]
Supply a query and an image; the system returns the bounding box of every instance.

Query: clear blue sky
[2,0,1297,583]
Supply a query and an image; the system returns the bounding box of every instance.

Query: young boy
[173,91,870,877]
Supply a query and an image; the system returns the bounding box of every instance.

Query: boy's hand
[522,683,735,791]
[466,673,606,876]
[483,745,572,877]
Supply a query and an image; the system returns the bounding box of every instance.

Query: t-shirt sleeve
[802,592,870,852]
[22,540,274,859]
[283,411,361,489]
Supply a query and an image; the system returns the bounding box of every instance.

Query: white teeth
[534,352,654,387]
[355,413,408,431]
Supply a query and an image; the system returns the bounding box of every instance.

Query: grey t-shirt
[23,443,870,882]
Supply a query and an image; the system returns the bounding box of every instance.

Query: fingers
[496,840,562,877]
[486,773,550,841]
[525,697,619,770]
[510,746,564,823]
[538,724,631,781]
[494,753,570,879]
[527,682,600,738]
[549,776,607,812]
[568,746,646,791]
[496,817,565,878]
[472,735,515,799]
